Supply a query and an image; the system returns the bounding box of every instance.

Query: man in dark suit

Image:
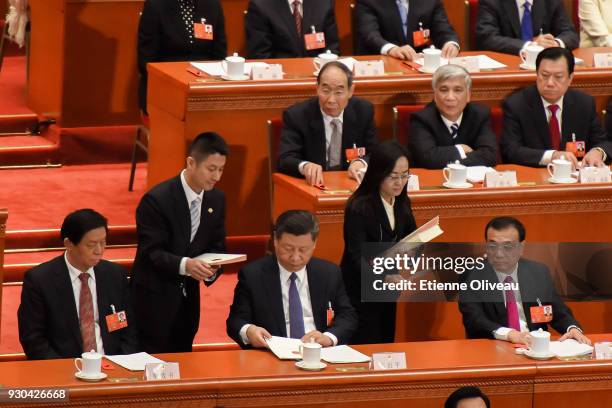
[476,0,578,55]
[227,210,357,348]
[245,0,339,59]
[409,65,497,169]
[278,61,377,185]
[18,209,139,360]
[459,216,591,345]
[138,0,227,112]
[355,0,459,60]
[131,132,227,353]
[502,47,611,168]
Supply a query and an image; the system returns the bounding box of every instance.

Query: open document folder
[381,216,443,259]
[195,253,246,265]
[265,336,370,363]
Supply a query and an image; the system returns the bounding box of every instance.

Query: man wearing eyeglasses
[501,47,612,169]
[458,216,591,345]
[278,61,378,186]
[409,64,498,169]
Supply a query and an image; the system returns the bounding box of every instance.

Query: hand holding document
[400,216,444,244]
[195,253,246,265]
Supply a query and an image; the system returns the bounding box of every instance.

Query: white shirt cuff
[179,257,189,276]
[298,161,309,175]
[323,332,338,346]
[493,327,512,341]
[381,43,397,55]
[455,145,467,159]
[445,41,460,51]
[566,325,581,333]
[240,324,252,345]
[555,38,566,48]
[539,150,556,166]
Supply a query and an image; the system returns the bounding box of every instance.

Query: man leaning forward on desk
[278,61,378,186]
[227,210,357,348]
[459,216,591,345]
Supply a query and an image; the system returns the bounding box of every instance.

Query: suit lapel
[530,0,544,36]
[483,262,507,321]
[433,105,455,145]
[265,258,287,337]
[309,106,327,167]
[373,195,394,238]
[503,0,521,38]
[279,0,301,52]
[561,94,576,146]
[94,267,110,346]
[406,0,420,45]
[306,264,327,331]
[171,176,192,246]
[53,258,82,348]
[517,261,535,327]
[527,87,553,148]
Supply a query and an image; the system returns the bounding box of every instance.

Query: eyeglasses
[485,242,521,252]
[386,173,411,182]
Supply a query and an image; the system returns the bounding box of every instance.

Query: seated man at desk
[458,216,591,345]
[18,209,139,360]
[501,47,612,168]
[409,64,497,169]
[245,0,339,59]
[354,0,459,60]
[278,61,377,186]
[476,0,578,55]
[227,210,357,348]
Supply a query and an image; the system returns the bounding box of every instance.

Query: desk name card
[579,166,612,184]
[371,352,406,370]
[593,53,612,68]
[144,362,181,381]
[407,174,420,191]
[251,64,284,80]
[353,60,385,77]
[484,171,518,188]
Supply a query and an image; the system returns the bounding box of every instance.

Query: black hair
[188,132,229,163]
[485,216,526,242]
[61,209,108,245]
[274,210,319,241]
[317,61,354,89]
[444,386,491,408]
[346,141,411,215]
[536,47,574,75]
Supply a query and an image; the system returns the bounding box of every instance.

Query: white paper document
[550,339,593,358]
[400,216,443,244]
[105,352,165,371]
[321,345,371,363]
[191,61,269,76]
[415,55,507,70]
[467,166,495,183]
[195,253,247,265]
[266,336,303,360]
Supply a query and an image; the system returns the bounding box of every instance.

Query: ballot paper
[195,253,247,265]
[467,166,495,183]
[105,352,165,371]
[415,55,507,70]
[190,61,269,76]
[549,339,594,358]
[266,336,303,360]
[321,345,371,363]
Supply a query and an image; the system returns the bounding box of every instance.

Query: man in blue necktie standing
[227,210,357,348]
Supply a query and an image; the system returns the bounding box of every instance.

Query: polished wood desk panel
[147,49,612,236]
[0,209,6,340]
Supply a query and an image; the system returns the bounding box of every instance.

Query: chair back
[393,105,425,147]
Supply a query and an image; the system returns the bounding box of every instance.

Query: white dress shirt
[538,96,564,165]
[517,0,566,52]
[65,252,105,354]
[298,110,345,174]
[439,112,467,159]
[239,262,338,345]
[381,195,396,231]
[179,169,204,276]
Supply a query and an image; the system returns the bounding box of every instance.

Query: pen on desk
[401,61,418,71]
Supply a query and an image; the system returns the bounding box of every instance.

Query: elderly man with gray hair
[408,64,498,169]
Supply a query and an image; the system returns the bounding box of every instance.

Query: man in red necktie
[18,209,140,359]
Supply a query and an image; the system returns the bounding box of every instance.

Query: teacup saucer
[75,371,108,382]
[548,177,578,184]
[524,349,556,360]
[519,63,536,70]
[442,181,473,189]
[221,74,249,81]
[417,66,436,74]
[295,361,327,371]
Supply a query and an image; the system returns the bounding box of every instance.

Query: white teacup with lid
[423,46,442,71]
[443,160,468,186]
[547,155,573,181]
[526,329,551,356]
[74,350,103,377]
[222,52,246,79]
[313,50,338,72]
[520,44,544,69]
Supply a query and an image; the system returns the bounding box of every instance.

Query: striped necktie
[450,123,459,139]
[292,0,302,38]
[78,273,97,353]
[190,197,201,242]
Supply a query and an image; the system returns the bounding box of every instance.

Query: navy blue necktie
[288,274,305,339]
[450,123,459,139]
[521,2,534,42]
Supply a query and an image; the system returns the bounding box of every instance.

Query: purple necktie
[504,275,521,331]
[288,273,305,339]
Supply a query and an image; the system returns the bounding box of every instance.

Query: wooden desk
[1,337,611,408]
[0,209,6,341]
[147,48,612,236]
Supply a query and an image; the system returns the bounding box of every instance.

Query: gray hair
[432,64,472,91]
